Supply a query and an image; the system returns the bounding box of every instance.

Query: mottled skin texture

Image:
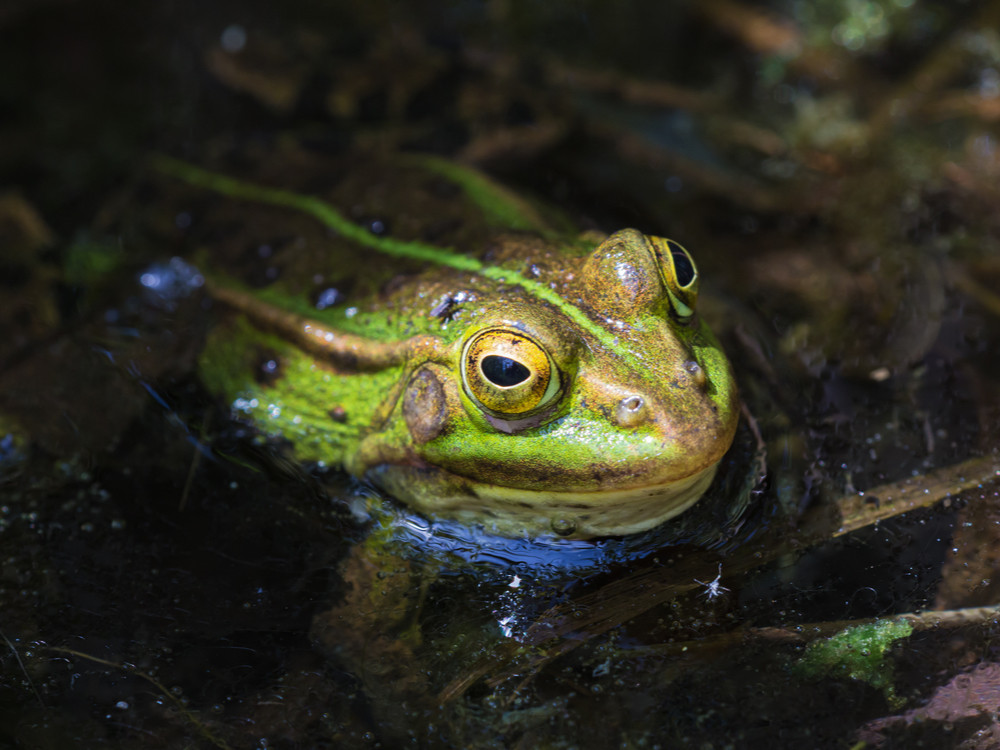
[161,151,739,538]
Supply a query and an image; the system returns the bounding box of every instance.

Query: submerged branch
[826,454,1000,538]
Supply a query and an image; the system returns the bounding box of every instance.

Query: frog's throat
[377,463,719,539]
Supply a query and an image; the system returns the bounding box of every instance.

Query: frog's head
[364,229,739,539]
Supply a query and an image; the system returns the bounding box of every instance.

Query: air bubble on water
[220,24,247,53]
[315,287,341,310]
[551,518,577,536]
[138,258,204,306]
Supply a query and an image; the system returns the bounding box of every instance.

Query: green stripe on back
[151,155,632,362]
[397,154,563,235]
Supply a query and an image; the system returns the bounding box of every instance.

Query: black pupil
[481,355,530,387]
[667,240,696,287]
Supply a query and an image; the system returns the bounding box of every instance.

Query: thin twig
[45,647,233,750]
[1,628,44,707]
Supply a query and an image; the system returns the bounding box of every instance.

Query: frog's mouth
[376,461,720,539]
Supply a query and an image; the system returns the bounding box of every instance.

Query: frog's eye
[648,236,700,319]
[461,328,561,417]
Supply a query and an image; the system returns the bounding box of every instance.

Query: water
[2,1,1000,747]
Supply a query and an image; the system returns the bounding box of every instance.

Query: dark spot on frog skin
[254,350,282,386]
[430,290,471,321]
[403,366,449,444]
[238,235,296,288]
[430,296,457,320]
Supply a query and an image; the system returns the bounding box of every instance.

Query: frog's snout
[608,356,710,430]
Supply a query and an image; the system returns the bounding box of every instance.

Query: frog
[116,146,749,743]
[146,146,740,541]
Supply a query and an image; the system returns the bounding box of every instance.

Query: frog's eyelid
[538,361,562,405]
[667,292,694,319]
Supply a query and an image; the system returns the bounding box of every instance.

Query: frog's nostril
[684,359,707,389]
[614,394,648,428]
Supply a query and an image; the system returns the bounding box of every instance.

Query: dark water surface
[2,1,1000,747]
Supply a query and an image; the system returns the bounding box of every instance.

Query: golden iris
[462,328,560,416]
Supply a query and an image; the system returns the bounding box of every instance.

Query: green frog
[146,147,739,541]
